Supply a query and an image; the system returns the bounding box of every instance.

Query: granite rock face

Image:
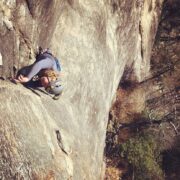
[0,0,163,179]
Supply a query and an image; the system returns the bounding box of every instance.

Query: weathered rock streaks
[0,0,163,179]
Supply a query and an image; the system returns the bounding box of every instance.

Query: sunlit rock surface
[0,0,163,179]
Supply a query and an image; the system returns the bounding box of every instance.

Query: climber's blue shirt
[27,53,58,80]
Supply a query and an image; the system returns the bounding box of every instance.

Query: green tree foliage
[120,133,164,180]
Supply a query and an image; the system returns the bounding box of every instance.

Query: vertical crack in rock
[137,0,144,63]
[25,0,34,17]
[139,16,144,64]
[56,130,68,155]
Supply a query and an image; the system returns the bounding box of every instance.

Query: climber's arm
[16,58,54,83]
[27,58,53,80]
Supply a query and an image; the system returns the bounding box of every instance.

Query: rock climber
[14,48,63,97]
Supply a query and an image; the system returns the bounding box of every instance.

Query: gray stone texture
[0,0,163,179]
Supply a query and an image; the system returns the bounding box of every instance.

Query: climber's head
[40,69,63,95]
[40,76,49,88]
[45,78,63,95]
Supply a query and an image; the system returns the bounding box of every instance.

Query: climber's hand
[13,78,20,83]
[18,75,29,83]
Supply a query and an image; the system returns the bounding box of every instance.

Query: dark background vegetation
[105,0,180,179]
